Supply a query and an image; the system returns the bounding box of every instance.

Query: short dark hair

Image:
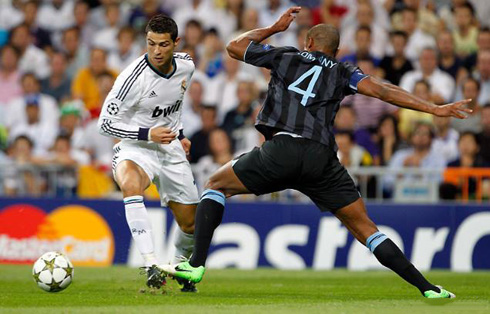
[356,25,372,36]
[145,14,178,41]
[459,131,479,145]
[462,77,481,92]
[390,30,408,41]
[306,24,340,55]
[0,44,21,58]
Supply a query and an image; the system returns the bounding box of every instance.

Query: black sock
[373,239,439,294]
[189,198,224,267]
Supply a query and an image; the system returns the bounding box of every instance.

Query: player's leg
[335,198,454,298]
[114,160,158,267]
[190,161,250,267]
[168,201,196,263]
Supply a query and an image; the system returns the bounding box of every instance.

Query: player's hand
[271,7,301,33]
[433,99,473,119]
[149,127,176,144]
[180,137,191,155]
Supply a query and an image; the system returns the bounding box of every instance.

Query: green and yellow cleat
[424,286,455,299]
[161,261,205,283]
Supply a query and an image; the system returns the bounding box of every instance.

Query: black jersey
[244,42,368,148]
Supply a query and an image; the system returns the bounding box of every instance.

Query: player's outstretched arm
[226,6,301,61]
[357,76,472,119]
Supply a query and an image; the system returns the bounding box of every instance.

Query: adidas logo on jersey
[149,91,157,98]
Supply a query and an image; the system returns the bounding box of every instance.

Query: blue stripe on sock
[201,189,225,206]
[123,196,144,204]
[366,231,388,253]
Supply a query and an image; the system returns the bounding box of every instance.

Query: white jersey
[98,53,194,142]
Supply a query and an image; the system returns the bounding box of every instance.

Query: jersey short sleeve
[341,62,369,95]
[243,41,299,70]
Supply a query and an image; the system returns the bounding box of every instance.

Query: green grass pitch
[1,265,489,314]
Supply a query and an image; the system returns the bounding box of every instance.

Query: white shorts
[112,140,199,207]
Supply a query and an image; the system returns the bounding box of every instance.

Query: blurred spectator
[173,0,219,37]
[384,121,446,191]
[311,0,348,29]
[180,19,204,57]
[9,23,50,79]
[45,134,90,167]
[400,7,436,62]
[93,4,121,53]
[432,115,459,164]
[22,0,52,50]
[37,0,75,33]
[448,132,488,168]
[182,80,205,138]
[232,103,264,154]
[399,80,434,139]
[78,76,116,168]
[209,53,249,122]
[334,105,378,158]
[58,101,85,149]
[71,0,96,48]
[477,104,490,163]
[190,105,218,163]
[400,47,455,103]
[437,30,464,81]
[43,135,90,197]
[452,2,478,58]
[108,27,142,72]
[129,0,167,34]
[61,27,90,79]
[375,114,406,166]
[438,0,468,31]
[0,0,24,32]
[463,27,490,72]
[342,58,398,131]
[474,50,490,105]
[340,26,380,66]
[6,73,59,155]
[339,2,388,60]
[0,45,22,106]
[451,77,482,133]
[72,48,117,118]
[441,132,490,199]
[199,28,224,78]
[335,130,373,168]
[3,135,44,196]
[193,128,233,193]
[40,52,72,103]
[378,31,414,86]
[222,81,257,140]
[213,0,242,43]
[89,0,129,31]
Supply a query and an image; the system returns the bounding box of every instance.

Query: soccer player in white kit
[98,15,198,292]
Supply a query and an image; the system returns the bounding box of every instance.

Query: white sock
[124,196,158,267]
[173,227,194,264]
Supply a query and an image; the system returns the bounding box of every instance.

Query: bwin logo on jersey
[151,100,182,118]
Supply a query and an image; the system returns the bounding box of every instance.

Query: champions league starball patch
[262,44,271,51]
[107,102,119,115]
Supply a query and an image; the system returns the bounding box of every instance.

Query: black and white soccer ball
[32,251,74,292]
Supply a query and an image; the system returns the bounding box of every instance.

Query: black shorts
[232,135,360,213]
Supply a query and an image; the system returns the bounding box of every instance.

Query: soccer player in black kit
[162,7,471,298]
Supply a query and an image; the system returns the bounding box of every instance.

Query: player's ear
[174,37,181,47]
[306,37,314,51]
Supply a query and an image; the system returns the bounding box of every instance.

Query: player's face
[146,31,180,68]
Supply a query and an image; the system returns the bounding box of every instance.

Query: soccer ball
[32,251,74,292]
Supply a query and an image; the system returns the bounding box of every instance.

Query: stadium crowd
[0,0,489,200]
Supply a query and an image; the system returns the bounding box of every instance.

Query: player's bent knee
[119,179,144,197]
[179,223,195,234]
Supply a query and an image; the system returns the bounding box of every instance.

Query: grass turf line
[0,265,489,313]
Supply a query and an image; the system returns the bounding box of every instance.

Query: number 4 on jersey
[287,65,323,106]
